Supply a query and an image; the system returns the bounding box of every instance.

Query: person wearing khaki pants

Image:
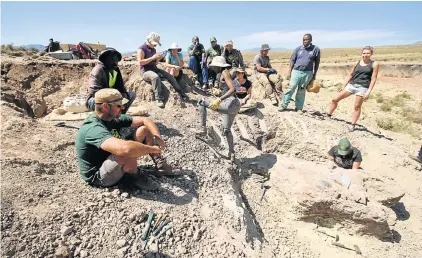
[253,44,283,106]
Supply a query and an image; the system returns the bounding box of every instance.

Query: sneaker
[278,105,287,112]
[202,84,208,91]
[129,169,159,191]
[156,100,165,108]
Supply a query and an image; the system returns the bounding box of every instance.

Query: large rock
[266,156,404,239]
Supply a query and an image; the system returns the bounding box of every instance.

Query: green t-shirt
[206,44,223,64]
[187,43,205,57]
[75,114,133,182]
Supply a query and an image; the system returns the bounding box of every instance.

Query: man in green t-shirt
[75,88,175,190]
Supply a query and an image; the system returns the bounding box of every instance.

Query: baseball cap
[94,88,129,105]
[146,32,161,46]
[210,36,217,42]
[337,138,352,156]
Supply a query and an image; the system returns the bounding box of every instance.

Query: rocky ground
[1,53,422,258]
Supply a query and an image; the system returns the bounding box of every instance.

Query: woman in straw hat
[164,43,184,78]
[196,56,241,162]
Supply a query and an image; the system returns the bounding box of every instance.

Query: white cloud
[234,30,403,49]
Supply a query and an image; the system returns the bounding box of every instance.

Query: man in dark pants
[188,36,207,88]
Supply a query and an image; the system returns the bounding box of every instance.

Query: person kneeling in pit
[232,67,257,114]
[328,138,362,170]
[195,56,241,163]
[76,88,178,191]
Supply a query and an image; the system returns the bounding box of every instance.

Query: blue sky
[1,1,421,53]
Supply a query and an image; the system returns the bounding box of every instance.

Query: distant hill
[242,47,289,52]
[122,50,189,56]
[23,44,45,50]
[414,41,422,45]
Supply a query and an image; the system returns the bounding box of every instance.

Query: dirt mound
[2,56,422,258]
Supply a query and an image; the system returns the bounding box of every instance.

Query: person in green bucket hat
[328,138,362,169]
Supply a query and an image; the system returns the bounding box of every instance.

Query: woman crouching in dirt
[232,67,257,113]
[326,46,380,132]
[195,56,241,162]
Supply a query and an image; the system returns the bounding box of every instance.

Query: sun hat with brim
[260,44,271,51]
[234,67,246,73]
[225,40,233,46]
[209,56,231,68]
[99,47,122,63]
[168,43,182,52]
[94,88,129,105]
[337,138,352,156]
[146,32,162,46]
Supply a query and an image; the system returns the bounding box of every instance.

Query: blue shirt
[166,52,183,66]
[290,44,321,72]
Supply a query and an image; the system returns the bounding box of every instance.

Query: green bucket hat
[210,36,217,43]
[337,138,352,155]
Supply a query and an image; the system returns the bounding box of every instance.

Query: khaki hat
[260,44,271,51]
[146,32,161,46]
[168,42,182,52]
[94,88,129,105]
[225,40,233,46]
[233,67,246,73]
[209,56,231,68]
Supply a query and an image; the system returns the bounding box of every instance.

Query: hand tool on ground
[259,183,271,202]
[146,223,173,249]
[315,227,339,242]
[151,213,163,232]
[55,122,80,130]
[331,241,362,255]
[141,211,155,241]
[153,219,170,237]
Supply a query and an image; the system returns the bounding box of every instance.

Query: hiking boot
[194,126,207,138]
[295,108,304,114]
[156,100,165,108]
[129,169,159,191]
[150,153,176,176]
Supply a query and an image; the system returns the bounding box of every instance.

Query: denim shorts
[345,83,368,96]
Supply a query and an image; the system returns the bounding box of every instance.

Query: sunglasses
[106,102,125,108]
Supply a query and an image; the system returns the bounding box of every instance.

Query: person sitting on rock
[187,36,207,89]
[137,32,187,108]
[195,56,241,163]
[164,43,184,78]
[45,38,62,53]
[86,47,136,114]
[232,67,257,114]
[205,36,224,89]
[279,33,320,112]
[253,44,283,106]
[328,138,362,170]
[326,46,379,132]
[222,40,245,73]
[76,88,178,191]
